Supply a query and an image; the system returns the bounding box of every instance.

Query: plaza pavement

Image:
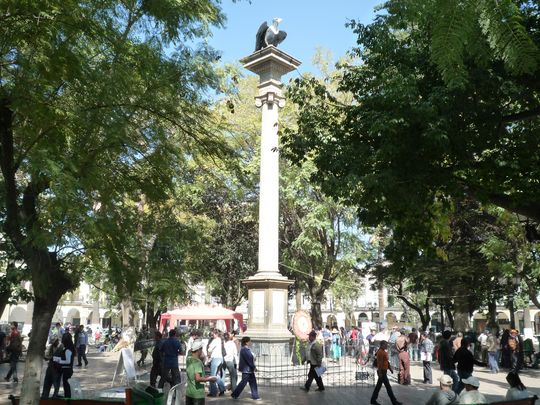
[1,351,539,405]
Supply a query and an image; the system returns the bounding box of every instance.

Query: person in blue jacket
[231,336,260,400]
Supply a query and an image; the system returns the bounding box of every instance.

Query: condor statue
[255,18,287,51]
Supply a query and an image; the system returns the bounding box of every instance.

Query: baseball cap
[438,375,454,386]
[191,340,204,352]
[461,376,480,388]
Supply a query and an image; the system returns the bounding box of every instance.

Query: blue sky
[210,0,382,75]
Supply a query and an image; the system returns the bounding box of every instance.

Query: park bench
[489,395,538,405]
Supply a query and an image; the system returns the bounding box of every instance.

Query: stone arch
[400,312,411,323]
[326,314,337,328]
[66,308,81,325]
[386,312,397,326]
[52,308,64,323]
[497,312,510,328]
[9,306,27,323]
[358,312,369,324]
[534,311,540,334]
[472,312,487,333]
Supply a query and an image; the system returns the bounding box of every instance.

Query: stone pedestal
[240,46,301,358]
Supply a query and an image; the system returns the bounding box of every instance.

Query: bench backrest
[490,395,538,405]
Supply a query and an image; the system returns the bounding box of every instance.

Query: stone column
[240,46,301,355]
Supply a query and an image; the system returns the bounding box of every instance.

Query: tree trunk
[121,298,135,328]
[295,288,302,312]
[0,288,10,322]
[378,284,385,327]
[487,299,499,334]
[508,299,516,329]
[310,301,322,329]
[19,254,74,405]
[451,302,466,331]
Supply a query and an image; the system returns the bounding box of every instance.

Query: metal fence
[248,340,376,388]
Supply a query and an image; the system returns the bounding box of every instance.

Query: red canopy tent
[159,304,244,332]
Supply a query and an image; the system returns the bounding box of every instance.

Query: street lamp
[367,303,377,329]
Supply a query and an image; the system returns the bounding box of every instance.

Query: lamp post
[368,304,376,330]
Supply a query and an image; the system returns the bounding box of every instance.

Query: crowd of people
[1,319,537,403]
[145,327,260,403]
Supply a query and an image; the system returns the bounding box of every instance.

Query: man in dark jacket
[453,338,483,394]
[158,329,181,388]
[302,330,325,392]
[439,330,459,392]
[231,336,260,400]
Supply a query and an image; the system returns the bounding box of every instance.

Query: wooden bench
[489,395,538,405]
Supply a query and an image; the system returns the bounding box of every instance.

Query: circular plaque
[292,310,313,341]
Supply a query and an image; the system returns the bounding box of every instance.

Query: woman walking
[223,332,238,392]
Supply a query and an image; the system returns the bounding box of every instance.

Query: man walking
[370,341,402,405]
[302,330,325,392]
[486,330,500,374]
[149,331,163,388]
[420,331,434,384]
[453,338,483,394]
[439,330,459,392]
[4,322,22,383]
[408,328,419,361]
[231,336,260,400]
[388,326,400,369]
[158,329,181,388]
[396,328,410,385]
[478,329,489,362]
[76,325,89,367]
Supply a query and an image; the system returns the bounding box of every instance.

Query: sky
[209,0,382,75]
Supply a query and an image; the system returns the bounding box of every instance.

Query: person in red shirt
[370,340,402,405]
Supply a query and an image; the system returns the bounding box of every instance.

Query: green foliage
[283,0,540,256]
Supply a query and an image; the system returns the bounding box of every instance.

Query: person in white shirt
[459,376,488,404]
[207,329,226,396]
[505,371,530,400]
[223,332,239,391]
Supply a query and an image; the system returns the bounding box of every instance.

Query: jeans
[77,344,88,366]
[225,360,238,391]
[371,370,398,404]
[443,369,459,393]
[158,366,181,388]
[209,357,225,396]
[408,344,419,361]
[5,352,20,381]
[231,372,259,399]
[488,351,499,373]
[456,370,471,394]
[304,364,325,391]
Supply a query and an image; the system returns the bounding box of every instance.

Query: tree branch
[501,106,540,124]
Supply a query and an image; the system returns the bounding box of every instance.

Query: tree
[281,161,369,328]
[0,1,230,402]
[282,0,540,253]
